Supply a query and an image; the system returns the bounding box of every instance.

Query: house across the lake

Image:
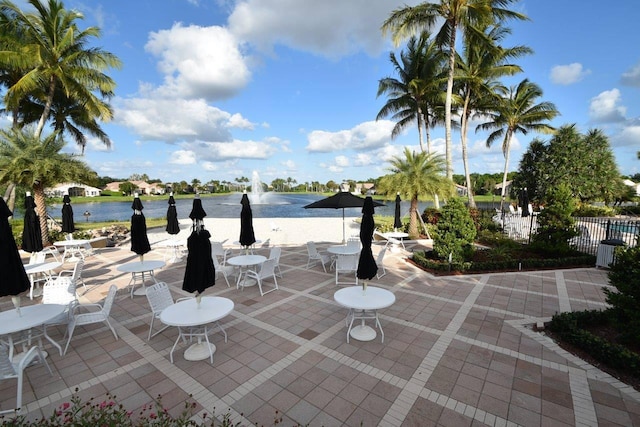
[104,180,166,195]
[46,182,102,197]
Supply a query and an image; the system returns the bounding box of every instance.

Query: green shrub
[530,183,577,256]
[433,198,476,263]
[421,208,440,225]
[573,204,616,217]
[604,245,640,345]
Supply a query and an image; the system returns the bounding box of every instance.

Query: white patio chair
[210,241,230,265]
[335,253,359,286]
[63,285,118,355]
[212,253,236,287]
[0,344,51,414]
[56,259,86,293]
[268,246,283,277]
[306,241,330,272]
[145,282,174,340]
[346,237,361,251]
[42,276,78,327]
[376,248,387,279]
[245,258,278,296]
[39,246,60,262]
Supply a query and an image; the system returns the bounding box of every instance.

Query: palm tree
[477,78,559,211]
[0,0,122,139]
[455,24,531,207]
[0,127,96,245]
[376,33,447,154]
[382,0,528,179]
[377,148,455,238]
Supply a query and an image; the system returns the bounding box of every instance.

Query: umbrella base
[133,286,148,296]
[349,325,377,342]
[184,342,216,361]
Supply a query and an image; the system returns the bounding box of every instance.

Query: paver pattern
[2,240,639,426]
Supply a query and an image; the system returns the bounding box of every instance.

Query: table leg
[348,309,378,342]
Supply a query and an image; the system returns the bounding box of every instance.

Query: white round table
[334,286,395,343]
[0,303,66,359]
[159,239,186,263]
[23,261,62,299]
[227,254,266,289]
[383,231,408,251]
[160,296,234,364]
[327,245,361,255]
[117,260,165,297]
[53,239,89,262]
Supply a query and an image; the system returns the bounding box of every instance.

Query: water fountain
[250,170,264,205]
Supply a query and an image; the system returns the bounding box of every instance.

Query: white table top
[24,261,62,274]
[327,245,361,255]
[0,304,66,335]
[159,239,186,247]
[160,296,234,327]
[117,260,166,274]
[334,286,396,311]
[227,254,266,267]
[53,239,89,247]
[384,232,409,239]
[233,240,262,247]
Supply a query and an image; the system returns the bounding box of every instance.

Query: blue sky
[12,0,640,186]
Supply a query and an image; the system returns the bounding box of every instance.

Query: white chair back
[146,282,174,314]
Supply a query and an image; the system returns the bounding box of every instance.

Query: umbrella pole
[342,209,346,244]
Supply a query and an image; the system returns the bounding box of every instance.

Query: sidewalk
[3,239,639,426]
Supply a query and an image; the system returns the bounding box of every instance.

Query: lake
[26,193,497,223]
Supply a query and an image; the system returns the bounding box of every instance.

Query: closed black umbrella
[61,194,75,236]
[357,196,378,288]
[393,193,402,230]
[0,197,30,299]
[303,191,385,243]
[22,193,43,254]
[130,195,151,259]
[166,193,180,235]
[239,192,256,248]
[182,196,215,299]
[520,187,530,218]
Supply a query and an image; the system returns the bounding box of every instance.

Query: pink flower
[61,402,70,410]
[149,413,157,419]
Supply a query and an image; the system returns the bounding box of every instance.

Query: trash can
[596,238,625,268]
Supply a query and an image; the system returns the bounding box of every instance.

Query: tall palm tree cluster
[0,0,121,244]
[377,0,559,212]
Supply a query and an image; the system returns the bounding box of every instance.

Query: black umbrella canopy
[22,193,43,253]
[0,197,30,297]
[182,196,215,295]
[357,196,377,281]
[166,193,180,235]
[520,187,530,218]
[304,191,385,243]
[130,195,151,256]
[61,194,75,234]
[394,193,402,230]
[239,193,256,247]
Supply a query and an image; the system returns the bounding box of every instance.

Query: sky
[8,0,640,187]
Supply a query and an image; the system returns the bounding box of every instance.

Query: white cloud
[353,153,373,166]
[306,120,394,152]
[145,23,251,100]
[115,98,251,143]
[179,139,278,161]
[335,155,350,167]
[169,150,197,165]
[227,113,255,130]
[614,125,640,147]
[549,63,590,85]
[227,0,422,58]
[281,159,296,170]
[621,62,640,87]
[589,89,627,123]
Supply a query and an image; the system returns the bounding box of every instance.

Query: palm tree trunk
[35,76,57,138]
[460,95,476,208]
[3,183,16,213]
[33,183,50,246]
[417,107,425,153]
[499,131,513,212]
[444,26,457,180]
[409,196,420,239]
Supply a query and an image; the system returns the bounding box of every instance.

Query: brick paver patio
[2,239,639,426]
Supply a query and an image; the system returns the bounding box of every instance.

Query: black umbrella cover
[357,197,377,280]
[303,191,385,210]
[0,197,30,297]
[130,197,151,256]
[22,194,43,253]
[166,195,180,235]
[61,194,75,234]
[394,193,402,230]
[189,197,207,221]
[520,188,530,217]
[239,193,256,247]
[182,226,215,294]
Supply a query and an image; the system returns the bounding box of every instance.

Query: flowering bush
[1,390,239,426]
